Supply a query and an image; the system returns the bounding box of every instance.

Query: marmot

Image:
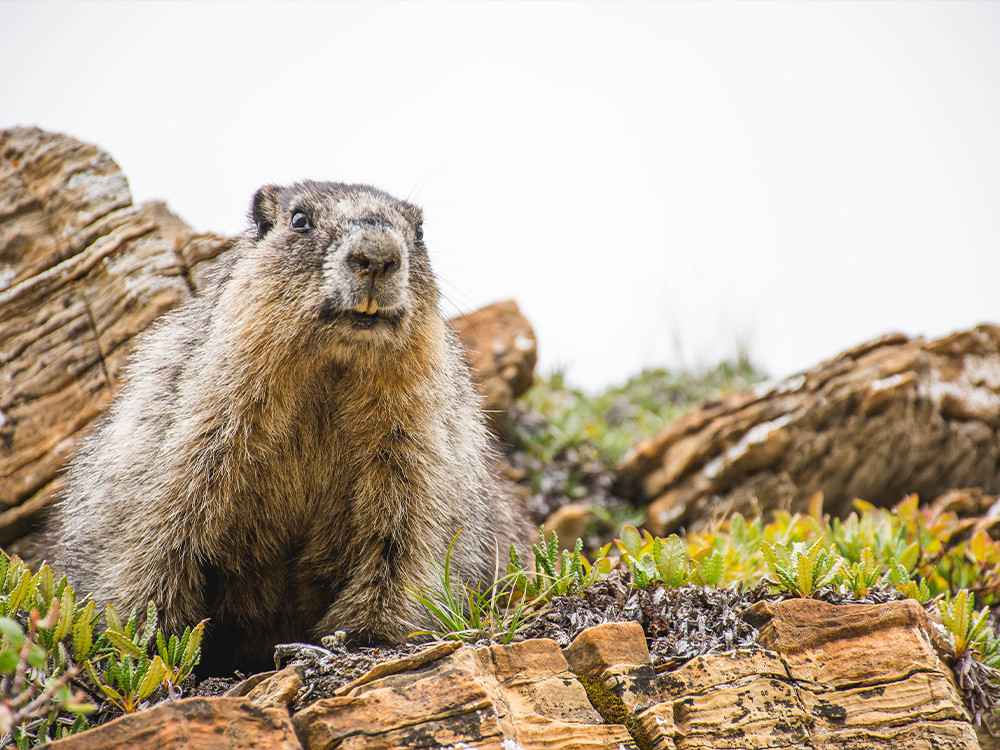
[53,181,527,673]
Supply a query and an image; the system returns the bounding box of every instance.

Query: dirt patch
[272,633,425,709]
[518,574,773,668]
[193,675,240,697]
[518,575,639,646]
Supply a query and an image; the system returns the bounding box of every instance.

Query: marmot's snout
[345,232,402,282]
[336,225,410,323]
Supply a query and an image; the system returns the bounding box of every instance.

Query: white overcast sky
[2,1,999,390]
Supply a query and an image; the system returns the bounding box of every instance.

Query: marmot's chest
[199,436,432,671]
[213,418,432,564]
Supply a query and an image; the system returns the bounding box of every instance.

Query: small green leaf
[83,659,104,687]
[7,567,35,613]
[571,538,584,582]
[0,647,20,672]
[887,558,908,587]
[156,631,169,663]
[28,642,46,669]
[181,621,206,671]
[637,551,657,583]
[621,526,643,558]
[629,557,649,588]
[64,698,98,717]
[137,654,165,700]
[760,541,781,571]
[34,564,56,610]
[73,601,95,662]
[547,531,559,574]
[138,601,158,650]
[897,541,920,572]
[54,584,76,642]
[147,656,170,698]
[98,681,126,703]
[0,616,25,648]
[105,629,144,659]
[656,535,687,587]
[35,716,52,744]
[700,550,724,586]
[509,544,522,572]
[124,607,140,639]
[532,540,555,578]
[105,603,122,634]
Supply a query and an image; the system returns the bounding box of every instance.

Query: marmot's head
[234,181,437,358]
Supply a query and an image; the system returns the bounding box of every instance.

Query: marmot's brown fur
[53,182,527,673]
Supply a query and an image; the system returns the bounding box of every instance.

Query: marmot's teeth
[353,299,379,315]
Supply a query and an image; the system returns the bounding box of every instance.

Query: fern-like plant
[509,527,602,599]
[614,527,723,587]
[938,591,995,659]
[759,540,842,597]
[0,602,94,747]
[0,549,206,746]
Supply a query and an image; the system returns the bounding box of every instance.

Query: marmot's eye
[290,211,312,232]
[415,224,424,242]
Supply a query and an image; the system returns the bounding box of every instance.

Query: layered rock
[49,598,981,749]
[0,126,535,548]
[292,638,634,749]
[0,126,231,546]
[616,328,1000,535]
[567,599,977,749]
[48,697,302,750]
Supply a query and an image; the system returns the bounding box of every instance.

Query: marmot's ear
[251,185,282,240]
[399,202,423,230]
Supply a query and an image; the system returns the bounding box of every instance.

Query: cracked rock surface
[0,126,232,546]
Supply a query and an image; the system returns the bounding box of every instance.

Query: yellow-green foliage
[840,548,882,600]
[614,527,725,587]
[670,493,1000,607]
[940,591,996,659]
[419,493,1000,665]
[511,527,609,599]
[82,601,204,714]
[410,527,610,645]
[760,539,842,597]
[607,493,1000,687]
[420,493,1000,711]
[407,533,542,645]
[0,551,205,748]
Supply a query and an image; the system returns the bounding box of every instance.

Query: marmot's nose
[346,245,401,279]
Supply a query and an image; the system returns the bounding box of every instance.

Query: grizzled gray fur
[53,182,526,673]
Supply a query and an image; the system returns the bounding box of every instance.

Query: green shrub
[509,360,765,502]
